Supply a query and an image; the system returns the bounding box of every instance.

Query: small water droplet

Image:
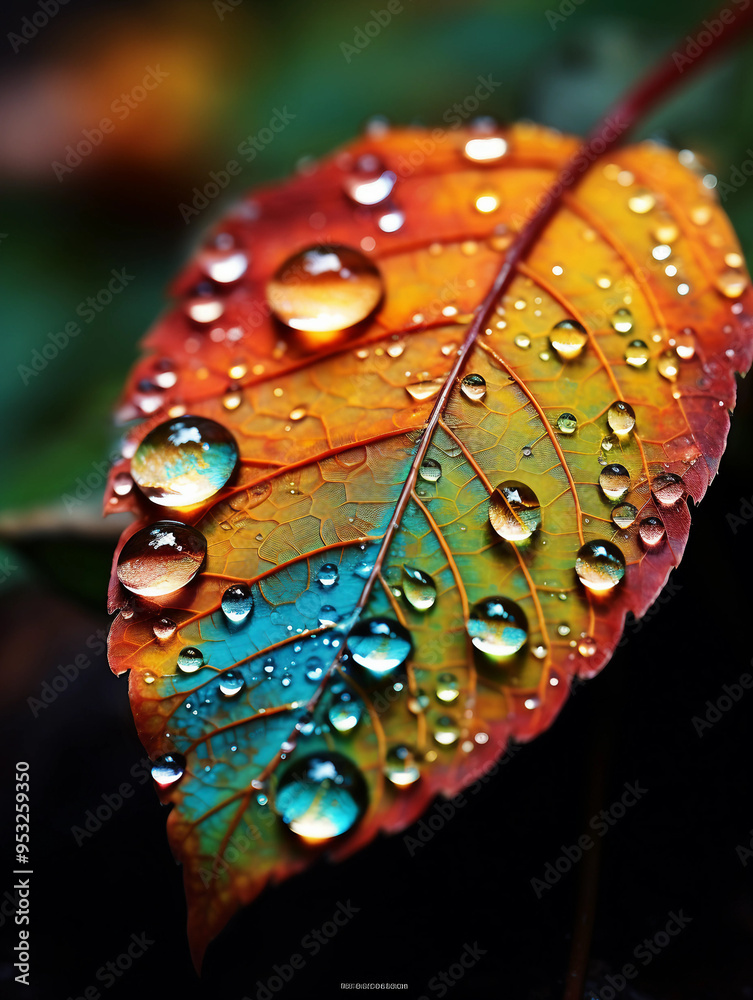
[177,647,204,674]
[467,596,528,657]
[625,340,649,368]
[267,244,383,334]
[690,204,712,226]
[628,190,655,214]
[185,296,224,324]
[460,373,487,401]
[652,216,679,243]
[612,503,637,529]
[201,246,248,284]
[556,412,577,435]
[652,472,685,505]
[639,516,665,546]
[550,319,587,361]
[384,745,421,787]
[151,753,186,787]
[611,308,634,335]
[317,564,339,588]
[433,716,460,746]
[406,378,443,402]
[113,472,133,496]
[578,635,597,657]
[514,333,531,349]
[463,136,507,162]
[219,671,245,698]
[489,481,541,541]
[408,690,430,714]
[522,445,532,458]
[328,688,363,733]
[658,351,679,381]
[348,618,412,675]
[222,389,243,410]
[221,584,254,623]
[419,458,442,483]
[305,658,324,683]
[475,192,500,214]
[715,269,747,298]
[153,617,177,641]
[436,672,460,703]
[575,540,625,592]
[599,464,630,501]
[275,753,367,841]
[402,566,437,611]
[607,400,636,435]
[343,156,396,206]
[117,520,206,597]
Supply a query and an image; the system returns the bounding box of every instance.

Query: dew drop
[658,351,679,381]
[219,671,245,698]
[343,157,396,206]
[131,417,239,508]
[611,308,634,335]
[715,269,747,298]
[474,192,500,214]
[549,319,587,360]
[607,400,636,435]
[185,296,224,324]
[599,464,630,501]
[652,472,685,505]
[275,753,367,841]
[611,503,637,529]
[578,635,597,657]
[436,672,460,703]
[222,389,243,411]
[408,690,430,714]
[221,584,254,623]
[463,136,507,162]
[317,564,339,588]
[434,716,460,746]
[202,247,249,284]
[402,566,437,611]
[556,412,577,435]
[151,753,186,787]
[489,481,541,541]
[177,647,204,674]
[674,330,696,360]
[328,689,363,733]
[628,189,655,214]
[419,458,442,483]
[639,516,665,546]
[384,745,420,787]
[406,378,443,401]
[153,617,177,641]
[117,521,206,597]
[348,618,412,675]
[460,373,487,401]
[625,340,649,368]
[467,596,528,657]
[113,472,133,496]
[652,216,679,243]
[514,333,531,350]
[266,245,383,334]
[575,540,625,592]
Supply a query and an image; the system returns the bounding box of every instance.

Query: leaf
[106,122,753,967]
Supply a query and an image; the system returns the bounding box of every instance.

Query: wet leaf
[106,123,753,966]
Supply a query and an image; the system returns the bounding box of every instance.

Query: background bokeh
[1,0,752,997]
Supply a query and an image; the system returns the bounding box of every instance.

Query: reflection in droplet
[153,617,177,641]
[348,618,412,675]
[402,566,437,611]
[557,412,577,435]
[575,540,626,592]
[658,351,679,381]
[317,564,339,587]
[625,340,649,368]
[275,753,367,841]
[460,373,487,401]
[384,745,420,787]
[611,308,634,335]
[151,753,186,787]
[628,190,656,214]
[652,472,685,505]
[463,136,507,162]
[434,716,460,746]
[328,688,363,733]
[219,671,245,698]
[117,521,206,597]
[406,379,443,402]
[419,458,442,483]
[599,464,630,501]
[221,584,254,623]
[436,672,460,703]
[489,481,542,541]
[343,157,396,206]
[612,503,637,529]
[177,647,204,674]
[639,516,666,546]
[578,635,597,658]
[607,400,636,435]
[549,319,587,360]
[467,596,528,657]
[715,269,747,298]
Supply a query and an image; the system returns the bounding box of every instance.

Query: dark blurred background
[1,0,752,997]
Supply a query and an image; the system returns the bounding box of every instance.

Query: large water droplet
[611,503,637,528]
[467,597,528,657]
[267,245,383,333]
[402,566,437,611]
[275,753,367,841]
[219,671,245,698]
[117,521,206,597]
[549,319,587,360]
[607,400,636,435]
[221,584,254,623]
[625,340,649,368]
[611,308,634,335]
[348,618,412,675]
[317,563,339,587]
[489,481,541,541]
[328,688,363,733]
[557,412,578,435]
[460,373,487,401]
[384,745,421,787]
[575,540,625,592]
[652,472,685,505]
[177,647,204,674]
[435,672,459,703]
[419,458,442,483]
[599,464,630,501]
[151,753,186,787]
[131,417,239,508]
[639,516,665,546]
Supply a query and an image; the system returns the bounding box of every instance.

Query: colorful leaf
[106,121,753,966]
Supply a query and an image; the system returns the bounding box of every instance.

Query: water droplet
[202,247,249,284]
[578,635,597,657]
[652,472,684,505]
[419,458,442,483]
[177,647,204,674]
[625,340,649,368]
[599,464,630,501]
[434,716,460,746]
[317,564,339,588]
[343,157,396,206]
[475,192,500,214]
[266,245,383,334]
[185,296,224,324]
[611,308,634,334]
[377,207,404,233]
[117,520,206,597]
[549,319,587,360]
[222,389,243,410]
[556,412,577,435]
[460,373,487,401]
[514,333,531,349]
[607,400,636,435]
[406,378,443,402]
[652,244,672,261]
[467,596,528,657]
[328,689,362,733]
[628,190,655,214]
[305,658,324,683]
[690,204,712,226]
[275,753,367,841]
[221,584,254,623]
[612,503,637,529]
[658,351,679,381]
[639,516,665,546]
[402,566,437,611]
[652,216,679,243]
[131,417,239,508]
[113,472,133,496]
[151,753,186,787]
[219,671,245,698]
[715,269,747,298]
[348,618,412,675]
[489,481,541,541]
[436,672,460,703]
[522,445,532,458]
[384,745,420,787]
[463,136,507,162]
[153,617,177,641]
[575,540,625,592]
